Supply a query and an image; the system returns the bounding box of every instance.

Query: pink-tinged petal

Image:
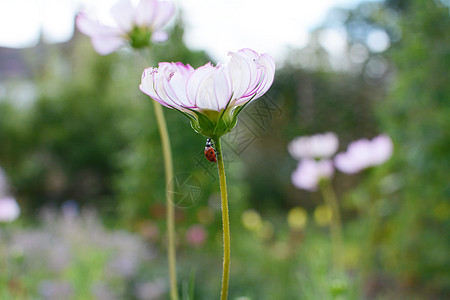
[187,63,216,109]
[288,132,339,159]
[159,63,192,108]
[140,67,173,108]
[151,30,168,42]
[213,66,233,110]
[141,63,197,113]
[291,159,333,191]
[292,159,318,191]
[168,63,195,106]
[346,141,371,170]
[76,13,124,55]
[194,68,221,111]
[174,62,195,77]
[76,13,99,36]
[245,56,275,103]
[335,152,363,174]
[228,50,258,102]
[237,48,260,60]
[334,135,393,174]
[230,50,275,106]
[91,35,125,55]
[253,54,276,97]
[259,53,276,73]
[152,1,175,29]
[317,159,335,178]
[0,196,20,223]
[317,132,339,157]
[135,0,157,26]
[371,134,393,165]
[110,0,134,32]
[140,68,163,102]
[153,64,187,109]
[76,13,118,37]
[237,49,263,91]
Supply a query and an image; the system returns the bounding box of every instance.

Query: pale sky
[0,0,373,62]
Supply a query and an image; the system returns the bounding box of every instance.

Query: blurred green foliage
[363,0,450,296]
[1,209,168,299]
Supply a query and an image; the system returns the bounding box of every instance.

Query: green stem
[215,138,230,300]
[320,181,343,270]
[153,101,178,300]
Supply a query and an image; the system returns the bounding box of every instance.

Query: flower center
[128,26,152,49]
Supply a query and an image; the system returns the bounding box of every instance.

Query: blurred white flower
[76,0,175,55]
[291,159,334,191]
[0,196,20,222]
[288,132,339,159]
[334,134,393,174]
[38,280,73,300]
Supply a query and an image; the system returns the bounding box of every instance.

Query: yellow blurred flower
[197,207,215,225]
[342,244,360,268]
[314,204,333,227]
[273,241,290,260]
[287,207,308,230]
[433,202,450,221]
[256,221,275,240]
[241,209,262,231]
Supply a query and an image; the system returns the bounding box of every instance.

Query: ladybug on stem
[204,138,217,163]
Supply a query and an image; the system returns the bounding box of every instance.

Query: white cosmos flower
[291,159,334,191]
[76,0,175,55]
[288,132,339,159]
[0,196,20,223]
[334,134,393,174]
[139,48,276,138]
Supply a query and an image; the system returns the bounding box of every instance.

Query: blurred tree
[241,6,392,212]
[359,0,450,297]
[0,44,133,214]
[0,20,212,221]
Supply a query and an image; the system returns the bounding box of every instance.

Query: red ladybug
[204,138,217,163]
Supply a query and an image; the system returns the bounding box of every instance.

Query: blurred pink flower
[288,132,339,159]
[334,134,393,174]
[291,159,334,191]
[0,196,20,223]
[76,0,175,55]
[185,224,207,247]
[140,48,275,137]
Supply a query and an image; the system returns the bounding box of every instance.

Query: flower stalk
[153,101,178,300]
[139,48,275,300]
[320,181,343,270]
[76,1,178,297]
[215,138,231,300]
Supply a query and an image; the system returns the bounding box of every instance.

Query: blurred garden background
[0,0,449,299]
